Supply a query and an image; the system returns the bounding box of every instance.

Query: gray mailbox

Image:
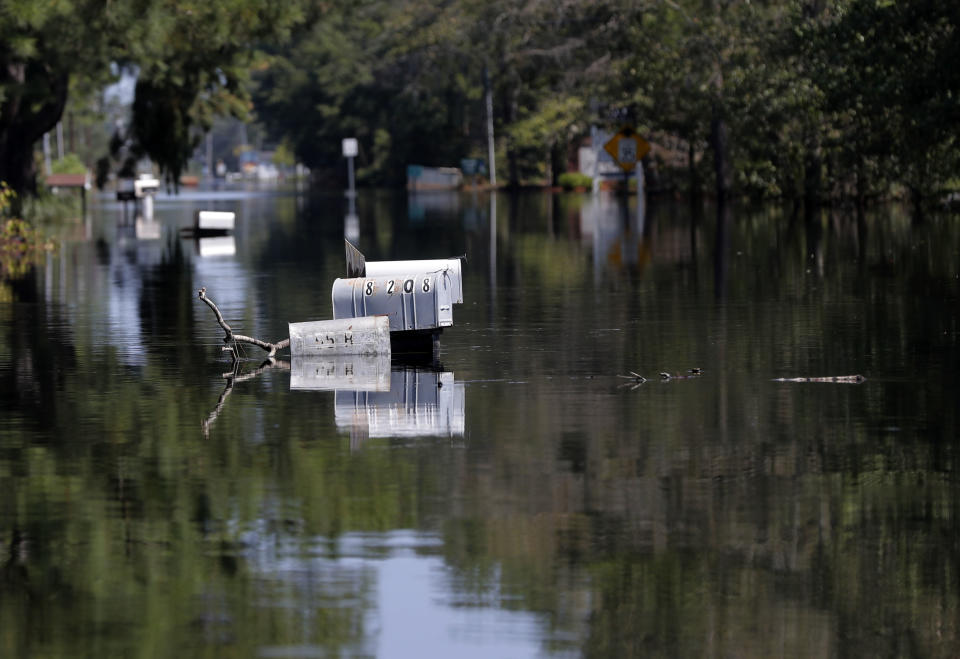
[331,272,454,332]
[344,240,464,305]
[365,259,463,304]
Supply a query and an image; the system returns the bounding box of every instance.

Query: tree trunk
[687,139,701,200]
[710,103,732,203]
[505,86,520,189]
[0,63,70,198]
[855,154,866,217]
[549,142,564,187]
[803,139,821,217]
[909,185,924,223]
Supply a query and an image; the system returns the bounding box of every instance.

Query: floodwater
[1,185,958,657]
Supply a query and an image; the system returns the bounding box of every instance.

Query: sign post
[603,127,650,173]
[342,138,358,197]
[604,127,650,233]
[342,138,359,240]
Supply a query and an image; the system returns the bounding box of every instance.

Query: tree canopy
[2,0,958,206]
[0,0,303,193]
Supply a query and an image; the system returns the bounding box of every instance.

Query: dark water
[1,186,958,657]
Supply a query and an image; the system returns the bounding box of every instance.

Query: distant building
[406,165,463,191]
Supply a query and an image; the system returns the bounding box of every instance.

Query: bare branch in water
[197,287,290,357]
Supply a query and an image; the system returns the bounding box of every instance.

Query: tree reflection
[0,192,957,656]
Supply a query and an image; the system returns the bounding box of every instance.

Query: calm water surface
[1,186,958,657]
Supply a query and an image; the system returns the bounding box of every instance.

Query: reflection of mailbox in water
[331,273,454,332]
[335,370,465,438]
[289,355,391,392]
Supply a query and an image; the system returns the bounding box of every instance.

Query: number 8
[422,277,430,293]
[365,280,374,295]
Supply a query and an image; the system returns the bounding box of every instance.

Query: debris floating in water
[772,375,866,383]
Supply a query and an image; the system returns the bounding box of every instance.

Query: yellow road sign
[604,128,650,172]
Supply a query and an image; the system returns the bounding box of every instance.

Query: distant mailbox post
[342,137,358,232]
[342,137,358,196]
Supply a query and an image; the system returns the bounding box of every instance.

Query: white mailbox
[195,210,235,234]
[331,272,454,332]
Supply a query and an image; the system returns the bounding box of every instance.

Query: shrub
[558,172,592,190]
[50,153,88,175]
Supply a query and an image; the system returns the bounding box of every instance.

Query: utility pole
[43,133,52,175]
[484,65,496,187]
[342,138,359,241]
[206,132,213,180]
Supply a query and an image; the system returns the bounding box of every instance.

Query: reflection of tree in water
[438,372,960,656]
[0,272,77,432]
[202,358,289,437]
[138,237,207,365]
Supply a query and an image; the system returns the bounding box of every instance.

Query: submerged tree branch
[197,287,290,358]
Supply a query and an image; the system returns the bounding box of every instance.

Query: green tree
[804,0,960,211]
[0,0,304,196]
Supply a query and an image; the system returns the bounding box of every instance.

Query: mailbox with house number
[331,271,455,333]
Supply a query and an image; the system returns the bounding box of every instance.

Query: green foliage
[0,217,56,279]
[272,140,296,168]
[121,0,306,187]
[0,0,306,193]
[5,0,959,203]
[0,182,14,218]
[49,153,87,175]
[0,181,64,271]
[557,172,592,190]
[799,0,960,204]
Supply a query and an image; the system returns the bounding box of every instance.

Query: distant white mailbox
[134,175,160,197]
[342,138,358,158]
[117,174,161,201]
[195,210,235,234]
